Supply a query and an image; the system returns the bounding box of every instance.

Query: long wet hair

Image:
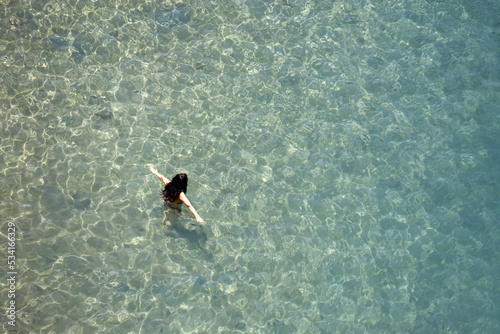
[161,173,188,202]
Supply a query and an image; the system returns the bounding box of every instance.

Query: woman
[149,166,205,224]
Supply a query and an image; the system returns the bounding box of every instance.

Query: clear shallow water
[1,0,499,332]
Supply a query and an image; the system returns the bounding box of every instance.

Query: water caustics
[0,0,499,333]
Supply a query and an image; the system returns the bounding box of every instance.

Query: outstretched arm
[179,192,205,224]
[149,166,170,185]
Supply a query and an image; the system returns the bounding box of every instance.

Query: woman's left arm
[179,192,205,224]
[150,166,170,185]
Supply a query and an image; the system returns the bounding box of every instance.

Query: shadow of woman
[162,209,213,261]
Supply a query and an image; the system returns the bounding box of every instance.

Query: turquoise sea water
[1,0,499,332]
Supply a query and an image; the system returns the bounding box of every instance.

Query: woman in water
[149,166,205,224]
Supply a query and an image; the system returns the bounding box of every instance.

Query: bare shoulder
[179,192,191,206]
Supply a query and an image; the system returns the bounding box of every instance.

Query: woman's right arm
[149,166,170,185]
[179,192,205,224]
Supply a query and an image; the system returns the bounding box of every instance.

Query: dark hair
[162,173,188,202]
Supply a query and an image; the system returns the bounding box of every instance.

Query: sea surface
[1,0,499,333]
